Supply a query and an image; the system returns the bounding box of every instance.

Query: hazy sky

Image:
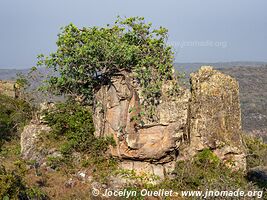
[0,0,267,69]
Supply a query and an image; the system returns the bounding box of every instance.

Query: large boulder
[21,121,63,168]
[20,66,247,179]
[21,123,51,163]
[93,73,190,177]
[180,66,246,170]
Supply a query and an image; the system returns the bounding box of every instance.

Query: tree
[38,17,177,116]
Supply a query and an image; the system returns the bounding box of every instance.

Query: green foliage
[43,101,115,156]
[38,16,177,120]
[0,163,48,200]
[0,94,32,149]
[90,156,118,183]
[46,156,66,170]
[147,149,261,194]
[15,73,29,90]
[43,101,94,154]
[195,148,220,166]
[244,134,267,168]
[0,140,21,159]
[42,101,118,183]
[115,168,160,187]
[172,153,244,190]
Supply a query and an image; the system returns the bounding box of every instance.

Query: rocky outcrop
[20,102,61,165]
[93,73,190,177]
[20,66,247,179]
[21,123,51,163]
[20,121,64,168]
[179,66,246,170]
[0,80,15,97]
[94,67,246,177]
[93,66,247,178]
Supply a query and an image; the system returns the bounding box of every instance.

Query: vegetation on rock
[37,16,178,121]
[0,17,266,199]
[42,101,117,182]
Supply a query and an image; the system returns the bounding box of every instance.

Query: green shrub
[244,134,267,168]
[0,163,47,199]
[46,156,66,171]
[43,101,115,156]
[43,101,118,182]
[0,94,32,149]
[140,149,262,196]
[166,149,247,191]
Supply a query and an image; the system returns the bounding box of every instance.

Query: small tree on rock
[38,17,178,120]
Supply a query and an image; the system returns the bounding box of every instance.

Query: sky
[0,0,267,69]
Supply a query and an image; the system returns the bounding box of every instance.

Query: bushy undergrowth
[0,163,48,200]
[0,94,32,149]
[43,101,115,155]
[124,149,264,199]
[2,93,266,199]
[42,101,118,182]
[168,149,249,191]
[244,134,267,168]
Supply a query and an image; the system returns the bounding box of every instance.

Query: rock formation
[20,66,247,178]
[21,123,51,163]
[180,66,246,170]
[0,80,16,97]
[20,102,60,164]
[93,66,247,177]
[93,73,190,178]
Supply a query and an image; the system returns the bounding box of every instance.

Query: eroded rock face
[93,73,190,177]
[93,66,247,177]
[179,66,246,170]
[20,66,247,179]
[119,160,176,180]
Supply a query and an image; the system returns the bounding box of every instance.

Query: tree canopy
[38,17,176,107]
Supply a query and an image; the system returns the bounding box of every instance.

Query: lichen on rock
[180,66,246,170]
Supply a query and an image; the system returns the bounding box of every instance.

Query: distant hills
[174,61,267,74]
[219,66,267,136]
[1,61,266,80]
[0,69,28,80]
